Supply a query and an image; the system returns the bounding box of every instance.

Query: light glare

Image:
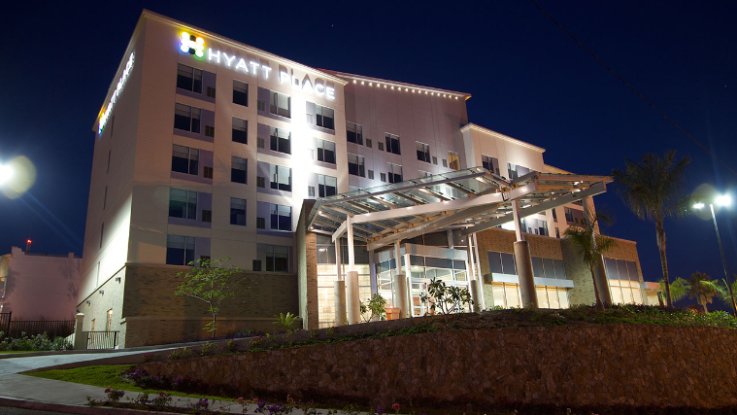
[716,194,732,207]
[693,202,705,210]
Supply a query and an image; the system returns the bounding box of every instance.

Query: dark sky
[1,1,736,291]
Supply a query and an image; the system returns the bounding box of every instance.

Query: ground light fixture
[693,192,735,315]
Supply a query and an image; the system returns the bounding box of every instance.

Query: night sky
[2,2,736,295]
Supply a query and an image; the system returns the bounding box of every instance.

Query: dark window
[270,204,292,231]
[270,164,291,191]
[258,244,290,272]
[270,128,291,154]
[270,91,291,118]
[176,64,202,93]
[174,103,201,133]
[348,154,365,177]
[166,235,195,265]
[448,152,460,170]
[233,80,248,106]
[169,188,197,219]
[316,139,336,164]
[416,142,430,163]
[201,209,212,223]
[172,145,198,175]
[317,174,337,197]
[232,117,247,144]
[347,122,363,145]
[230,198,246,226]
[231,156,247,184]
[204,125,215,138]
[482,155,500,175]
[256,217,265,229]
[385,134,401,155]
[203,166,213,179]
[387,164,403,183]
[314,104,334,129]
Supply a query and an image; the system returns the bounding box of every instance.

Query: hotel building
[79,10,654,347]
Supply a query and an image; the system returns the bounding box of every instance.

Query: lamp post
[693,193,735,315]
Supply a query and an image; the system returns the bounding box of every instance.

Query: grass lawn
[26,364,233,402]
[0,350,36,354]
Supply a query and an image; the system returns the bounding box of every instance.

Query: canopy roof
[307,167,612,251]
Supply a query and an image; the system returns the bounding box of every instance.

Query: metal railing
[0,312,10,334]
[85,331,119,350]
[0,313,74,338]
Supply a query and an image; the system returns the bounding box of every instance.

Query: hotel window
[316,139,336,164]
[232,117,247,144]
[270,127,291,155]
[347,153,365,177]
[416,142,431,163]
[172,145,198,175]
[166,235,195,265]
[174,103,201,133]
[308,102,335,130]
[106,309,113,332]
[551,208,558,222]
[233,80,248,106]
[270,91,291,118]
[385,134,401,155]
[448,152,460,170]
[386,163,403,183]
[507,163,531,180]
[230,197,246,226]
[317,174,337,197]
[176,64,202,93]
[169,188,197,220]
[347,121,363,145]
[255,244,290,272]
[564,207,586,226]
[265,164,291,191]
[488,251,517,275]
[271,204,292,231]
[231,156,247,184]
[482,155,500,175]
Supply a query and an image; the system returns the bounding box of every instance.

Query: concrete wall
[0,247,81,320]
[141,321,737,410]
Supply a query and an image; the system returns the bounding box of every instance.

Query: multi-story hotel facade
[79,10,654,347]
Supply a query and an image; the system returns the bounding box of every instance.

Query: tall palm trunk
[700,296,709,313]
[655,219,672,308]
[590,265,603,309]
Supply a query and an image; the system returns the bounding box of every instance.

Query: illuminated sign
[179,32,335,101]
[98,52,135,136]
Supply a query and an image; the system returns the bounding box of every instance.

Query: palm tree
[564,215,616,309]
[612,150,689,307]
[659,276,688,303]
[686,272,721,312]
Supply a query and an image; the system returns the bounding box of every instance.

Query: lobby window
[176,64,202,93]
[311,103,335,130]
[269,127,291,155]
[166,235,195,265]
[416,142,431,163]
[230,197,246,226]
[174,103,200,133]
[385,134,401,155]
[270,91,291,118]
[270,164,292,191]
[316,139,336,164]
[347,121,363,145]
[172,145,198,175]
[317,174,337,197]
[508,163,531,180]
[482,155,500,175]
[255,244,290,272]
[231,156,247,184]
[386,163,403,183]
[271,204,292,231]
[232,117,247,144]
[347,153,365,177]
[233,80,248,106]
[169,188,197,220]
[448,151,460,170]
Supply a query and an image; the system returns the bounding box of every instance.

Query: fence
[84,331,119,350]
[0,313,74,338]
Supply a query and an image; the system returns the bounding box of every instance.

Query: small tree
[360,293,387,322]
[564,215,615,309]
[175,258,241,337]
[420,277,473,314]
[275,312,299,333]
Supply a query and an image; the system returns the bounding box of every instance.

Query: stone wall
[141,323,737,410]
[120,263,298,347]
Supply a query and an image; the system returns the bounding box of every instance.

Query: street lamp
[0,162,14,187]
[693,193,735,314]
